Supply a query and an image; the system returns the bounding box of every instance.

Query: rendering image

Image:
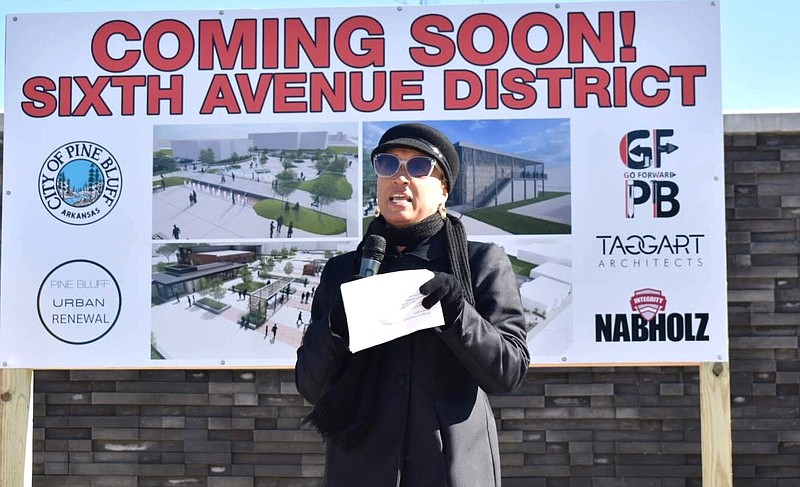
[152,122,360,240]
[150,240,356,362]
[363,119,571,236]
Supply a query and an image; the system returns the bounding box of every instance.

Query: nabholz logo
[595,288,709,342]
[39,141,122,225]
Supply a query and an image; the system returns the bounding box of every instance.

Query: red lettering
[110,76,147,115]
[262,19,279,69]
[350,72,386,112]
[73,77,113,116]
[443,70,482,110]
[235,73,273,113]
[501,68,536,109]
[574,67,611,108]
[200,74,240,114]
[284,18,330,69]
[534,68,571,109]
[198,19,257,70]
[335,16,385,68]
[21,77,57,117]
[630,65,670,107]
[457,14,508,66]
[309,72,346,112]
[512,13,563,65]
[485,69,499,109]
[92,20,141,73]
[143,20,194,71]
[59,77,72,117]
[148,75,183,115]
[389,71,424,111]
[670,65,706,106]
[567,12,615,63]
[409,14,455,67]
[273,73,307,112]
[613,66,627,107]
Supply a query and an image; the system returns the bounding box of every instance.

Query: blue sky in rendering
[364,119,570,168]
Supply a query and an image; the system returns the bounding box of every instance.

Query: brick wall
[25,114,800,485]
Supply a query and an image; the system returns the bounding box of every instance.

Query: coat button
[395,375,406,386]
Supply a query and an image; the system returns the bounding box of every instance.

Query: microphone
[358,234,386,277]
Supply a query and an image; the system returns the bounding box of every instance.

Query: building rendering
[450,142,547,208]
[171,138,251,161]
[249,131,328,151]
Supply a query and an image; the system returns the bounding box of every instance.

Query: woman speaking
[295,123,530,486]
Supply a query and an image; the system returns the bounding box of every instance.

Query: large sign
[1,1,726,368]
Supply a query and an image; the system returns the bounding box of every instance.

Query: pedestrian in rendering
[188,193,194,206]
[192,190,197,203]
[287,221,294,238]
[277,215,284,233]
[172,224,181,239]
[296,311,303,326]
[187,295,191,307]
[270,221,275,238]
[232,191,236,205]
[271,323,278,340]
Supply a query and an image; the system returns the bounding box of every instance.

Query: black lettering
[631,315,648,341]
[613,314,630,341]
[666,313,684,341]
[595,314,613,341]
[695,313,710,341]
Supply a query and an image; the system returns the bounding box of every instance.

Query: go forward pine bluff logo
[39,141,122,225]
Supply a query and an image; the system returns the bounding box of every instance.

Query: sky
[1,0,799,112]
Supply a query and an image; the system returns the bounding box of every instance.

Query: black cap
[371,123,459,190]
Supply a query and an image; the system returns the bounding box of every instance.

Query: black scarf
[303,213,474,448]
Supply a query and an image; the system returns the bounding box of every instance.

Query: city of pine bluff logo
[39,141,122,225]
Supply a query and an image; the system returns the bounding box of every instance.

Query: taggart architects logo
[39,141,122,225]
[629,288,668,321]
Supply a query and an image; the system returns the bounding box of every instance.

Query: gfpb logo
[39,141,122,225]
[619,129,679,219]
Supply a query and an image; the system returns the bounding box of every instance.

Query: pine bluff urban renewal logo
[39,141,122,225]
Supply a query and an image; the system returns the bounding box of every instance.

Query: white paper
[340,269,444,352]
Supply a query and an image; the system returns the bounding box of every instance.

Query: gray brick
[734,207,784,219]
[780,195,800,207]
[780,148,800,160]
[544,384,614,396]
[735,160,781,173]
[733,134,758,147]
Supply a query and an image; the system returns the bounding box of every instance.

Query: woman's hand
[420,271,464,323]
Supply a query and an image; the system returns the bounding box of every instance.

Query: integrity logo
[595,288,710,343]
[39,141,122,225]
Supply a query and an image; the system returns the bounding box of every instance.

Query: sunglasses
[372,153,438,179]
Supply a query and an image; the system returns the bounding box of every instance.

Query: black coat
[295,234,530,486]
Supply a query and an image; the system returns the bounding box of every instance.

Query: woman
[295,123,530,486]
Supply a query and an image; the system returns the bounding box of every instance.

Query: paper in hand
[340,269,445,352]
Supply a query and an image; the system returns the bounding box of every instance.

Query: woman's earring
[374,207,381,217]
[438,204,447,219]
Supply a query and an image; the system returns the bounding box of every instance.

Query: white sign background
[1,1,727,368]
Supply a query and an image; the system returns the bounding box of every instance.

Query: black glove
[420,272,465,323]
